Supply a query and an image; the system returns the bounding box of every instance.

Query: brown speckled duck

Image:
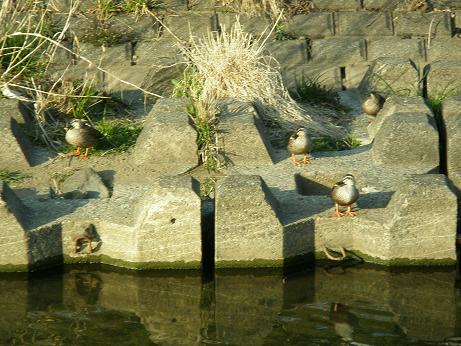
[362,92,385,116]
[331,174,359,217]
[65,119,103,159]
[287,127,312,166]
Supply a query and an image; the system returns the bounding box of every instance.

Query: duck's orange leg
[73,147,81,157]
[81,147,91,160]
[291,153,301,166]
[343,205,357,217]
[335,203,344,217]
[303,154,311,165]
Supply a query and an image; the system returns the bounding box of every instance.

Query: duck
[331,174,359,217]
[287,127,312,166]
[65,119,103,159]
[361,92,385,116]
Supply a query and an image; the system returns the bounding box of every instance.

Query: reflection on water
[1,264,461,345]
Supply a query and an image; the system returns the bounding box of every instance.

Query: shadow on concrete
[14,188,90,229]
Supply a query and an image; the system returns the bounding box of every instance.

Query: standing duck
[65,119,103,159]
[331,174,359,217]
[362,92,385,116]
[287,127,312,166]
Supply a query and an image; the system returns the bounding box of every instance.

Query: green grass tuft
[94,119,143,153]
[291,75,347,111]
[274,24,296,41]
[0,170,30,185]
[313,134,361,151]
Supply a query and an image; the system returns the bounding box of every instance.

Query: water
[1,263,461,346]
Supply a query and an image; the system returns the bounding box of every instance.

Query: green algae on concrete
[215,253,315,269]
[315,250,457,267]
[64,254,201,270]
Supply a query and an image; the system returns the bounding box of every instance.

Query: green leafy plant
[0,170,29,185]
[200,177,216,198]
[274,24,296,41]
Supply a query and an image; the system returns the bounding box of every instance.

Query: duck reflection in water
[330,303,355,343]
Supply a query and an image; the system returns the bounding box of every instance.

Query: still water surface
[1,264,461,345]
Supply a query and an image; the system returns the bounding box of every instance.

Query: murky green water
[1,263,461,346]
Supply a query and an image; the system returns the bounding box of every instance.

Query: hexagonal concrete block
[132,98,198,174]
[441,96,461,190]
[367,96,433,138]
[134,176,202,268]
[386,174,456,263]
[218,101,274,168]
[0,182,28,270]
[215,175,312,267]
[371,112,439,172]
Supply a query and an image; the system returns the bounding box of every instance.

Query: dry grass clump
[179,20,338,136]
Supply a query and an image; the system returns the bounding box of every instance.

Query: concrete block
[218,13,271,37]
[432,0,461,9]
[160,0,188,10]
[163,12,217,42]
[336,11,393,36]
[0,182,28,269]
[394,11,453,37]
[311,37,366,65]
[284,13,335,38]
[363,0,399,10]
[386,174,456,262]
[371,112,439,172]
[134,176,202,267]
[455,10,461,28]
[218,101,274,167]
[189,0,216,10]
[343,63,371,89]
[59,168,110,199]
[311,0,361,11]
[367,95,433,138]
[0,99,34,169]
[283,64,342,91]
[359,58,421,97]
[367,37,425,62]
[106,14,160,41]
[265,40,308,68]
[426,60,461,99]
[215,175,284,266]
[441,96,461,190]
[427,38,461,62]
[132,98,198,173]
[101,39,184,103]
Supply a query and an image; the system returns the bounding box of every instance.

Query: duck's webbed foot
[291,153,302,166]
[334,203,344,217]
[303,154,311,165]
[343,206,357,217]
